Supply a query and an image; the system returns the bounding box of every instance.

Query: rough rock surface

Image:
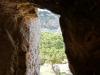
[0,0,100,75]
[29,0,100,75]
[0,1,40,75]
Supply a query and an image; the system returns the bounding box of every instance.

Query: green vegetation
[39,32,66,64]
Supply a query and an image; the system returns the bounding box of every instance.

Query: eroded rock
[0,1,40,75]
[29,0,100,75]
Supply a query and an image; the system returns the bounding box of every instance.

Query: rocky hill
[38,9,61,33]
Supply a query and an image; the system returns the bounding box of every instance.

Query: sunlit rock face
[29,0,100,75]
[0,1,40,75]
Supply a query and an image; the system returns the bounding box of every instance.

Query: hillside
[38,9,61,33]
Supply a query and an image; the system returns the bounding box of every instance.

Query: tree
[39,32,67,64]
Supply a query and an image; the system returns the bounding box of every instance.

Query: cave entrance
[38,9,72,75]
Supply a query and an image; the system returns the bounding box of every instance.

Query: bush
[39,32,67,64]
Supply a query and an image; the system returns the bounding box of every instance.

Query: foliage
[39,32,67,64]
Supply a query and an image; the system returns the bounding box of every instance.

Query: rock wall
[0,1,40,75]
[1,0,100,75]
[29,0,100,75]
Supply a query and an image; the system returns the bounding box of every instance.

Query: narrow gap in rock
[38,9,72,75]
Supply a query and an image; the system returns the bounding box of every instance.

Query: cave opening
[38,9,72,75]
